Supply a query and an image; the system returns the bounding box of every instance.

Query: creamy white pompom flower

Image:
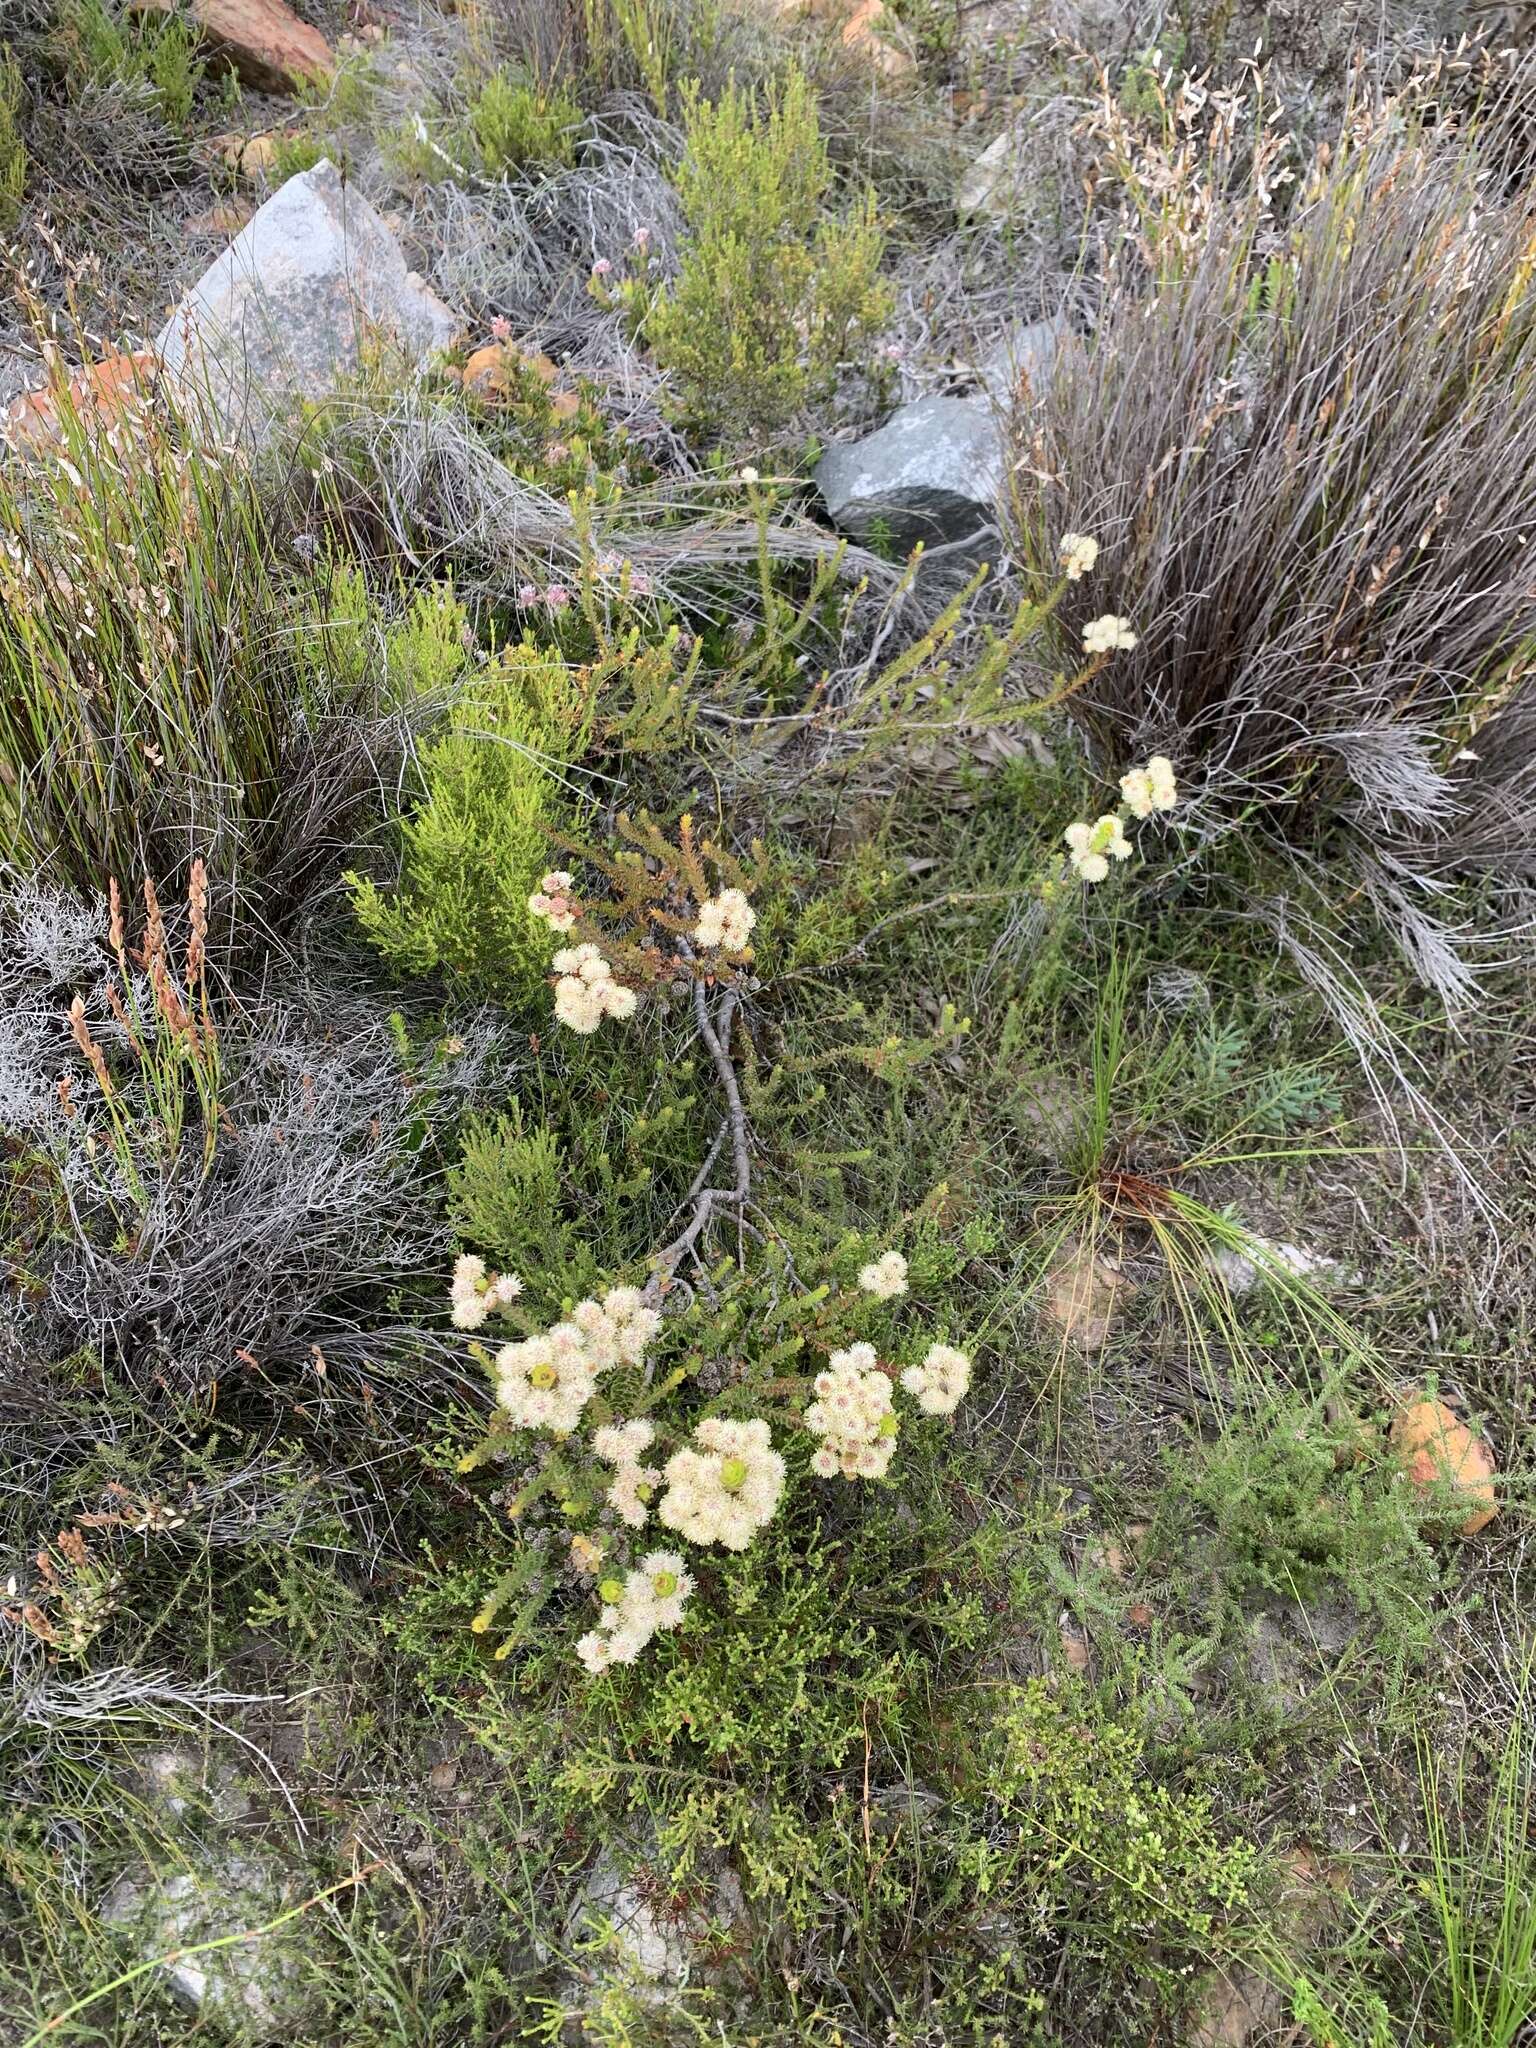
[575,1550,695,1674]
[900,1342,972,1417]
[449,1252,522,1330]
[495,1332,598,1433]
[594,1418,656,1464]
[806,1342,900,1480]
[657,1416,785,1550]
[1059,532,1099,581]
[607,1460,662,1528]
[594,1416,662,1528]
[1119,755,1178,819]
[1082,614,1138,655]
[550,942,637,1033]
[527,870,579,931]
[1064,815,1133,884]
[694,887,756,952]
[629,1550,694,1631]
[576,1630,615,1675]
[858,1249,909,1300]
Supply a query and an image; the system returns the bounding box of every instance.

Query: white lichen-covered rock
[140,1744,253,1823]
[956,119,1033,220]
[156,159,457,439]
[815,397,1004,552]
[563,1844,745,2007]
[1211,1237,1343,1298]
[103,1854,312,2029]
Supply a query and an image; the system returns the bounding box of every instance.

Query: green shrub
[55,0,205,129]
[448,1109,583,1283]
[469,65,581,173]
[0,51,26,233]
[1145,1382,1447,1649]
[645,71,891,436]
[347,641,589,998]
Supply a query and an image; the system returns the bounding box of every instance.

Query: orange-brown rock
[1043,1239,1132,1352]
[464,343,581,421]
[1389,1396,1497,1537]
[758,0,915,76]
[835,0,915,75]
[128,0,333,95]
[2,353,157,455]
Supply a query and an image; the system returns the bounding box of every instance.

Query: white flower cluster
[1118,755,1178,818]
[527,869,578,932]
[1064,814,1133,883]
[577,1550,694,1673]
[806,1343,899,1479]
[450,1252,522,1330]
[495,1286,660,1434]
[552,942,638,1033]
[858,1249,909,1300]
[694,888,755,952]
[1059,532,1100,581]
[594,1417,662,1528]
[900,1342,971,1417]
[1082,613,1138,654]
[658,1417,785,1550]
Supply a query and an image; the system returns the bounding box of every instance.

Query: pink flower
[592,258,613,279]
[490,315,512,343]
[632,226,651,252]
[518,583,537,606]
[629,570,652,598]
[545,584,571,610]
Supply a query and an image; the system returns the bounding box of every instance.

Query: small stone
[1211,1236,1340,1299]
[140,1745,252,1822]
[1186,1964,1286,2046]
[1389,1396,1497,1538]
[956,118,1034,220]
[563,1843,746,2008]
[235,133,284,179]
[1058,1620,1092,1673]
[1042,1240,1131,1352]
[127,0,333,95]
[188,201,256,238]
[977,312,1069,405]
[834,0,916,78]
[815,396,1004,552]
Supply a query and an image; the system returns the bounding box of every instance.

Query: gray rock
[156,159,458,440]
[563,1842,745,2008]
[957,119,1033,220]
[140,1743,253,1823]
[815,397,1004,553]
[1211,1236,1342,1299]
[103,1853,313,2030]
[977,313,1069,406]
[0,346,37,411]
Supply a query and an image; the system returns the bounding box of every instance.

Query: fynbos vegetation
[0,3,1532,2045]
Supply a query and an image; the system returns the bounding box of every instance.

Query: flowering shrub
[1061,753,1180,885]
[524,814,759,1039]
[452,1231,974,1674]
